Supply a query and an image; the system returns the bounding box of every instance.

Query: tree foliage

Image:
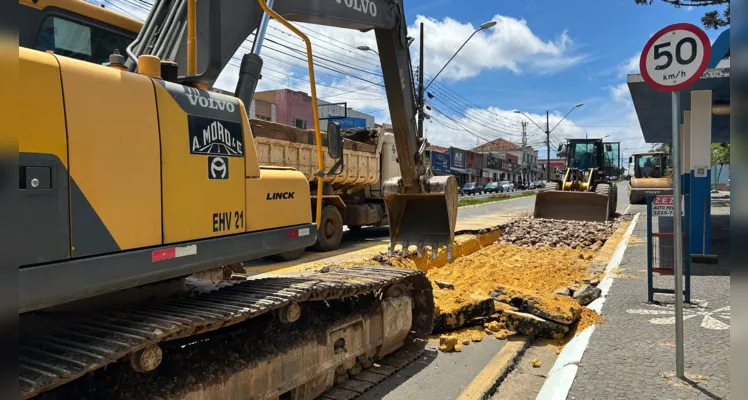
[634,0,730,30]
[711,143,730,165]
[711,143,729,186]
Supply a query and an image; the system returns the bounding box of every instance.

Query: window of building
[35,17,133,65]
[291,117,308,129]
[257,115,271,121]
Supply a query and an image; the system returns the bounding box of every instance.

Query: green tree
[711,143,730,188]
[634,0,730,30]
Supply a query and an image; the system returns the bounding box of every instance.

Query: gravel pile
[500,217,619,250]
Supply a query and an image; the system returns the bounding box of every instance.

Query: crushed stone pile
[500,217,619,250]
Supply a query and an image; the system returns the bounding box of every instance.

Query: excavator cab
[534,138,617,222]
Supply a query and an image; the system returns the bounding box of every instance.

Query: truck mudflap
[382,175,459,258]
[533,191,610,222]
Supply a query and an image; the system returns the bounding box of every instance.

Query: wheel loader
[15,0,458,398]
[534,138,618,222]
[628,151,673,204]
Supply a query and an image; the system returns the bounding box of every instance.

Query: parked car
[483,181,501,193]
[498,181,514,192]
[460,182,483,196]
[531,180,546,189]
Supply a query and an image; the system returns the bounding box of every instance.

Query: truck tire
[313,205,343,252]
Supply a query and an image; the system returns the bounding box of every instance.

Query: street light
[356,45,379,56]
[423,20,496,91]
[513,103,584,181]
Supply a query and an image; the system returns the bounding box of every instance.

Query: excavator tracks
[20,266,434,400]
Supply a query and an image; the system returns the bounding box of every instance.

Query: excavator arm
[129,0,458,255]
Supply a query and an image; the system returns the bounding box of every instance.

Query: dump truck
[628,151,673,204]
[251,120,400,256]
[535,138,618,222]
[16,0,458,398]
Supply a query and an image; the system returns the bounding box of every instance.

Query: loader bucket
[383,175,459,255]
[533,190,610,222]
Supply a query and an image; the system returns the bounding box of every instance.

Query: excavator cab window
[35,16,133,65]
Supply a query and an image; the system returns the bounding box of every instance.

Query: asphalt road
[358,338,506,400]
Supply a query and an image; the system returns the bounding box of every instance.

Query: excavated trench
[374,217,626,351]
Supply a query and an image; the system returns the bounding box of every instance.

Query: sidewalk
[567,200,730,399]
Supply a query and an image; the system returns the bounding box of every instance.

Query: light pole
[423,20,496,92]
[356,45,379,56]
[514,103,584,181]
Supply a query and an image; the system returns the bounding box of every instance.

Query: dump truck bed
[250,119,380,192]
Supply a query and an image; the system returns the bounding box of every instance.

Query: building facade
[253,89,376,132]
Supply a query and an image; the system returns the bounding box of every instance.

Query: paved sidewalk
[568,200,730,400]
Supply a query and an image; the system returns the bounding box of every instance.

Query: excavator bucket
[533,190,610,222]
[383,175,459,257]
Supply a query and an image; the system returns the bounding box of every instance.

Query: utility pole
[546,111,550,181]
[521,121,527,184]
[417,22,425,139]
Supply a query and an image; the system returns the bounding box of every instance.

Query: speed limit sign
[639,23,712,92]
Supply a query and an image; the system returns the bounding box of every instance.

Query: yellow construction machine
[534,138,618,222]
[627,151,673,204]
[16,0,457,398]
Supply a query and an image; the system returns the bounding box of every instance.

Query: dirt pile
[427,243,596,316]
[500,217,618,250]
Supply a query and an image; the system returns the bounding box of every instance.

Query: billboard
[333,117,367,129]
[450,147,466,168]
[486,155,503,170]
[430,151,451,174]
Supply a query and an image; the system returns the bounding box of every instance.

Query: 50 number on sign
[640,23,711,92]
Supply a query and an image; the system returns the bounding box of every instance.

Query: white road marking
[535,212,640,400]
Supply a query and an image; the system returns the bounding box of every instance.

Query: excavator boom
[127,0,458,254]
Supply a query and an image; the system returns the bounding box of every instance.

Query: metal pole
[671,91,685,378]
[546,111,551,181]
[417,23,425,139]
[252,0,274,54]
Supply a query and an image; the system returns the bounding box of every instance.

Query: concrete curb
[456,336,532,400]
[535,213,640,400]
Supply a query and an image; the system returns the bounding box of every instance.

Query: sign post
[639,22,711,379]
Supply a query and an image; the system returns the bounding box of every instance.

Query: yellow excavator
[534,138,617,222]
[16,0,457,398]
[627,151,673,204]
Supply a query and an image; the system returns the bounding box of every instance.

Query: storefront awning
[451,167,471,175]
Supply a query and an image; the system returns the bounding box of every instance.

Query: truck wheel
[313,205,343,252]
[266,247,305,262]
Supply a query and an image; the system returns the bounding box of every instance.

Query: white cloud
[618,51,641,78]
[608,83,631,103]
[409,15,587,82]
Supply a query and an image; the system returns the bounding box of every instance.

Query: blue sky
[101,0,729,166]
